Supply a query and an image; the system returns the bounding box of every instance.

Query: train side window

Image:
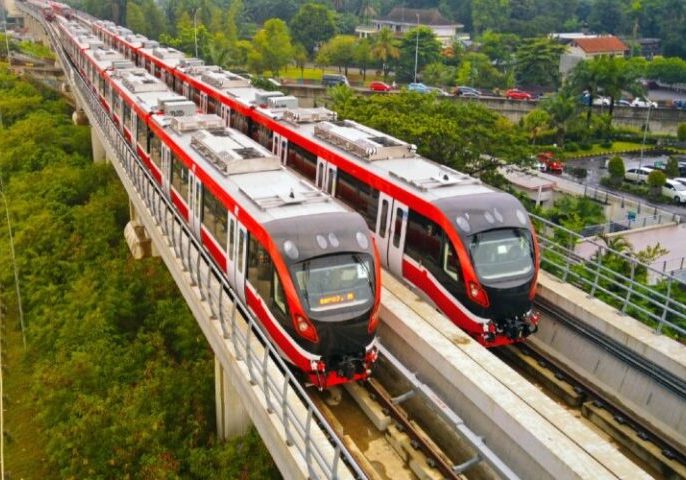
[406,209,441,267]
[379,200,389,238]
[202,187,228,247]
[248,237,274,301]
[149,135,162,168]
[443,241,460,281]
[170,153,189,202]
[123,103,132,131]
[228,219,235,261]
[287,143,317,182]
[208,97,220,115]
[392,207,404,247]
[136,117,149,153]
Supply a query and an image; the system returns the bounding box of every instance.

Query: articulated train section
[17,3,686,478]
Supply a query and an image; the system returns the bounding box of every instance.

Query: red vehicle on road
[369,81,392,92]
[506,88,533,100]
[537,152,564,173]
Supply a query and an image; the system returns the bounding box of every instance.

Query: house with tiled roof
[355,7,463,47]
[568,36,628,58]
[557,34,628,78]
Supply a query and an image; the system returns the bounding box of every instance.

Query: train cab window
[378,200,389,238]
[202,188,228,246]
[443,241,460,281]
[149,135,162,168]
[273,272,287,316]
[136,117,149,153]
[392,207,404,247]
[228,219,235,260]
[170,153,189,202]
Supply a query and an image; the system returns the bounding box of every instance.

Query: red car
[369,81,392,92]
[537,152,564,173]
[505,88,533,100]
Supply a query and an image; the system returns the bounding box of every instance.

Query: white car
[631,97,658,108]
[662,179,686,203]
[593,96,611,106]
[673,177,686,187]
[624,166,655,183]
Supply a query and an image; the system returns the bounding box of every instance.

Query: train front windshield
[291,253,375,318]
[468,228,534,282]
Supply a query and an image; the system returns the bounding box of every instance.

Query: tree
[396,26,442,83]
[665,156,680,178]
[290,3,337,55]
[456,52,509,89]
[541,88,579,147]
[353,38,373,80]
[251,19,294,76]
[479,30,518,73]
[522,109,551,145]
[292,43,308,80]
[607,155,625,187]
[647,169,667,198]
[678,123,686,141]
[371,27,399,80]
[514,37,567,89]
[588,0,627,34]
[317,35,357,75]
[125,2,147,35]
[472,0,511,36]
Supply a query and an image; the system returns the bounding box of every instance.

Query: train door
[182,82,190,99]
[235,224,248,302]
[189,171,202,235]
[226,213,237,288]
[220,104,231,127]
[161,145,171,194]
[273,134,288,165]
[375,193,408,274]
[200,92,208,113]
[316,158,337,195]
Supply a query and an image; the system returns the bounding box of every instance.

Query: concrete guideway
[379,273,649,479]
[536,271,686,456]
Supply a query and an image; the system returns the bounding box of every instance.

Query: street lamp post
[413,14,419,83]
[639,102,652,168]
[2,5,11,67]
[193,8,200,59]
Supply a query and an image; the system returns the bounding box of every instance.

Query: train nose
[337,356,363,380]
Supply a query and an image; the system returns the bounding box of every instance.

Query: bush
[647,169,667,198]
[607,155,625,187]
[564,142,579,152]
[678,123,686,142]
[570,167,588,179]
[601,140,613,148]
[666,156,680,178]
[579,141,593,151]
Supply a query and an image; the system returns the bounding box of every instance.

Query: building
[557,34,628,78]
[355,7,463,47]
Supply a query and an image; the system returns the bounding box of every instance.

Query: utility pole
[413,14,419,83]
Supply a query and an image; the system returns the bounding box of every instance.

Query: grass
[557,141,648,159]
[279,65,386,86]
[3,317,52,479]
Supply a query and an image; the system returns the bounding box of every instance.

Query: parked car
[505,88,533,100]
[454,86,482,97]
[662,179,686,204]
[672,99,686,110]
[673,177,686,187]
[426,86,451,96]
[369,80,392,92]
[536,151,564,173]
[593,96,611,106]
[322,73,349,87]
[408,82,429,93]
[615,99,632,107]
[624,166,655,183]
[630,97,657,108]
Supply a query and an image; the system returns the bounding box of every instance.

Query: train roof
[152,112,350,224]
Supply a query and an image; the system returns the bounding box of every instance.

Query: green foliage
[539,195,606,230]
[607,155,625,186]
[290,3,336,55]
[396,26,442,83]
[514,37,567,89]
[250,18,294,76]
[316,35,357,75]
[665,156,680,178]
[330,90,531,174]
[647,169,667,191]
[0,67,278,478]
[678,123,686,142]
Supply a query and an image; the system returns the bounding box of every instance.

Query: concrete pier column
[90,126,107,163]
[215,356,252,439]
[124,201,158,259]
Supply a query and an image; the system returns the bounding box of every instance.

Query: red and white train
[45,11,382,389]
[39,2,540,347]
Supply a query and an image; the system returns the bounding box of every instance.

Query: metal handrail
[531,213,686,337]
[581,183,682,225]
[23,6,366,478]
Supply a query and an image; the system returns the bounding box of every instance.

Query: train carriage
[48,13,382,389]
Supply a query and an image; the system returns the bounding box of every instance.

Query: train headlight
[468,281,490,307]
[294,314,319,343]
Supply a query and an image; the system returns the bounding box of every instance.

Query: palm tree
[371,27,399,80]
[541,88,579,147]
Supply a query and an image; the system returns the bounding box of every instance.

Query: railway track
[496,300,686,480]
